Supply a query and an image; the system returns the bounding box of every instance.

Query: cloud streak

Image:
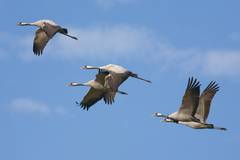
[49,25,156,61]
[203,51,240,76]
[4,25,240,77]
[11,98,51,114]
[10,98,68,115]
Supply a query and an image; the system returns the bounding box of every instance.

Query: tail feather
[129,72,151,83]
[59,28,78,40]
[117,90,128,95]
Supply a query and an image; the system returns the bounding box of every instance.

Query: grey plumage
[68,72,127,111]
[154,77,201,123]
[18,19,78,55]
[154,78,227,131]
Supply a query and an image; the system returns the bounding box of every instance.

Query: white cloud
[47,25,203,72]
[4,25,240,77]
[17,35,39,62]
[0,32,16,61]
[54,107,68,116]
[10,98,68,116]
[49,26,156,61]
[96,0,135,9]
[10,98,51,114]
[0,31,36,61]
[203,51,240,76]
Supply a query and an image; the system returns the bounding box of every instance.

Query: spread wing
[33,29,50,55]
[103,73,128,104]
[33,23,59,55]
[79,87,105,111]
[178,77,200,116]
[79,72,109,110]
[105,73,128,91]
[195,81,219,123]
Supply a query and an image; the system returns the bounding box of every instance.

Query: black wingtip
[33,47,43,56]
[204,81,220,93]
[187,76,200,89]
[79,103,90,111]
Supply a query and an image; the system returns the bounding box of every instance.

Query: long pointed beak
[66,82,85,87]
[153,112,167,118]
[152,113,157,117]
[17,22,29,26]
[80,66,86,69]
[80,65,100,70]
[152,113,165,122]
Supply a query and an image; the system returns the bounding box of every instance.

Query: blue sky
[0,0,240,159]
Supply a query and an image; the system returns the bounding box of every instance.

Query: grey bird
[154,77,201,123]
[67,71,127,111]
[17,19,78,55]
[178,81,227,130]
[80,64,151,95]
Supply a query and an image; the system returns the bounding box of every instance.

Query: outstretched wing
[105,73,128,91]
[33,23,59,55]
[195,81,219,123]
[102,73,128,104]
[179,77,200,116]
[79,87,105,110]
[33,29,50,55]
[79,72,109,110]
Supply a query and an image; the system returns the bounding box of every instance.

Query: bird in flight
[17,19,78,55]
[154,77,227,131]
[67,70,127,111]
[68,64,151,110]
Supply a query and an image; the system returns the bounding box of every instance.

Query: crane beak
[17,22,24,26]
[80,66,87,69]
[66,82,85,87]
[152,112,162,117]
[66,82,74,87]
[17,22,30,26]
[153,112,165,117]
[80,65,100,70]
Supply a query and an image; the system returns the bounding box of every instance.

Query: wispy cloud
[203,51,240,76]
[4,25,240,77]
[96,0,135,9]
[49,25,156,61]
[0,31,37,61]
[49,25,240,76]
[10,98,51,114]
[10,98,68,115]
